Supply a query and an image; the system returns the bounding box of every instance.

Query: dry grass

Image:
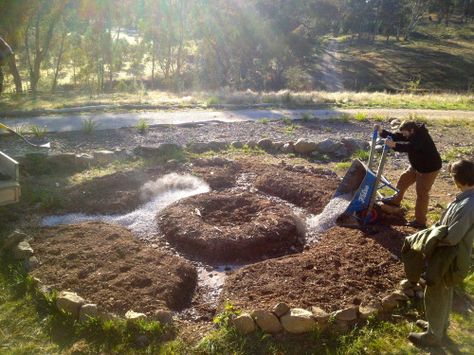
[1,90,473,113]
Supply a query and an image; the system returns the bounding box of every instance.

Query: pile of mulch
[189,157,241,190]
[254,165,340,214]
[157,191,303,264]
[220,225,414,312]
[30,222,197,316]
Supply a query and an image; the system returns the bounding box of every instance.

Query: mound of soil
[63,168,166,214]
[254,166,340,214]
[220,226,409,312]
[63,172,148,214]
[190,157,241,190]
[30,222,197,316]
[157,191,303,264]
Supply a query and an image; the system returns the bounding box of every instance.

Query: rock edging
[1,231,174,327]
[231,279,422,336]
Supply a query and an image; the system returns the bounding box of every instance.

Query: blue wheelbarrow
[334,129,398,225]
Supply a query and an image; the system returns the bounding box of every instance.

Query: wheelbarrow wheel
[358,209,378,224]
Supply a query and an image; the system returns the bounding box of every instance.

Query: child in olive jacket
[402,160,474,347]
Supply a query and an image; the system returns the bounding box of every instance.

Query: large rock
[251,310,283,334]
[1,231,28,250]
[294,139,317,154]
[79,304,99,322]
[187,141,228,153]
[154,309,174,324]
[125,310,147,320]
[273,141,285,150]
[381,292,408,312]
[56,291,85,318]
[92,150,116,164]
[280,308,316,334]
[257,138,274,151]
[316,139,342,154]
[359,306,379,320]
[231,141,244,149]
[272,302,290,318]
[233,313,256,334]
[334,146,350,159]
[280,142,295,154]
[24,256,40,271]
[333,306,359,322]
[12,241,34,260]
[341,137,370,154]
[246,141,257,149]
[311,306,330,325]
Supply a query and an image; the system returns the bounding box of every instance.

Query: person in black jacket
[375,121,442,229]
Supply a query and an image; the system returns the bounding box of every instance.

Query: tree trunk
[51,31,67,93]
[7,55,22,93]
[0,67,4,94]
[151,38,156,88]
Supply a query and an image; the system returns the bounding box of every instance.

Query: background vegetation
[0,0,473,98]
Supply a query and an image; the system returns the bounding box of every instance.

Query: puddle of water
[306,192,353,243]
[42,173,210,239]
[197,265,242,304]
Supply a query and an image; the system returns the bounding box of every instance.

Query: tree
[405,0,433,40]
[24,0,68,93]
[0,0,30,93]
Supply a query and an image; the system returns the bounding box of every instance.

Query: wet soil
[28,156,425,329]
[220,225,416,312]
[157,191,303,264]
[255,164,340,214]
[189,157,241,190]
[30,222,197,317]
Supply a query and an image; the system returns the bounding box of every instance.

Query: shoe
[416,320,449,337]
[381,196,401,207]
[408,331,441,347]
[406,221,427,229]
[415,319,429,331]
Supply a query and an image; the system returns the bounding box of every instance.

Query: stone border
[2,230,423,337]
[11,136,369,173]
[0,231,174,326]
[231,279,424,335]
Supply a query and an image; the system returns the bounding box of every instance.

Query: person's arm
[392,141,418,152]
[438,203,474,246]
[379,129,407,141]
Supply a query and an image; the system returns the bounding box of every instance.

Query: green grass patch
[301,113,313,122]
[354,112,369,122]
[135,119,149,134]
[352,149,370,161]
[82,118,99,134]
[206,96,220,106]
[284,124,298,135]
[334,161,352,171]
[281,116,293,125]
[441,146,474,163]
[29,125,47,139]
[257,118,270,125]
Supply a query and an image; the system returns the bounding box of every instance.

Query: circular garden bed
[157,191,304,263]
[29,222,197,317]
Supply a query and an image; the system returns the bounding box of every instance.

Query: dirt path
[321,39,344,92]
[1,108,473,134]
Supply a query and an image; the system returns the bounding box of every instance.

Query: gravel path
[1,108,473,134]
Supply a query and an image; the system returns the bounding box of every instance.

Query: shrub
[30,125,47,138]
[82,118,99,134]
